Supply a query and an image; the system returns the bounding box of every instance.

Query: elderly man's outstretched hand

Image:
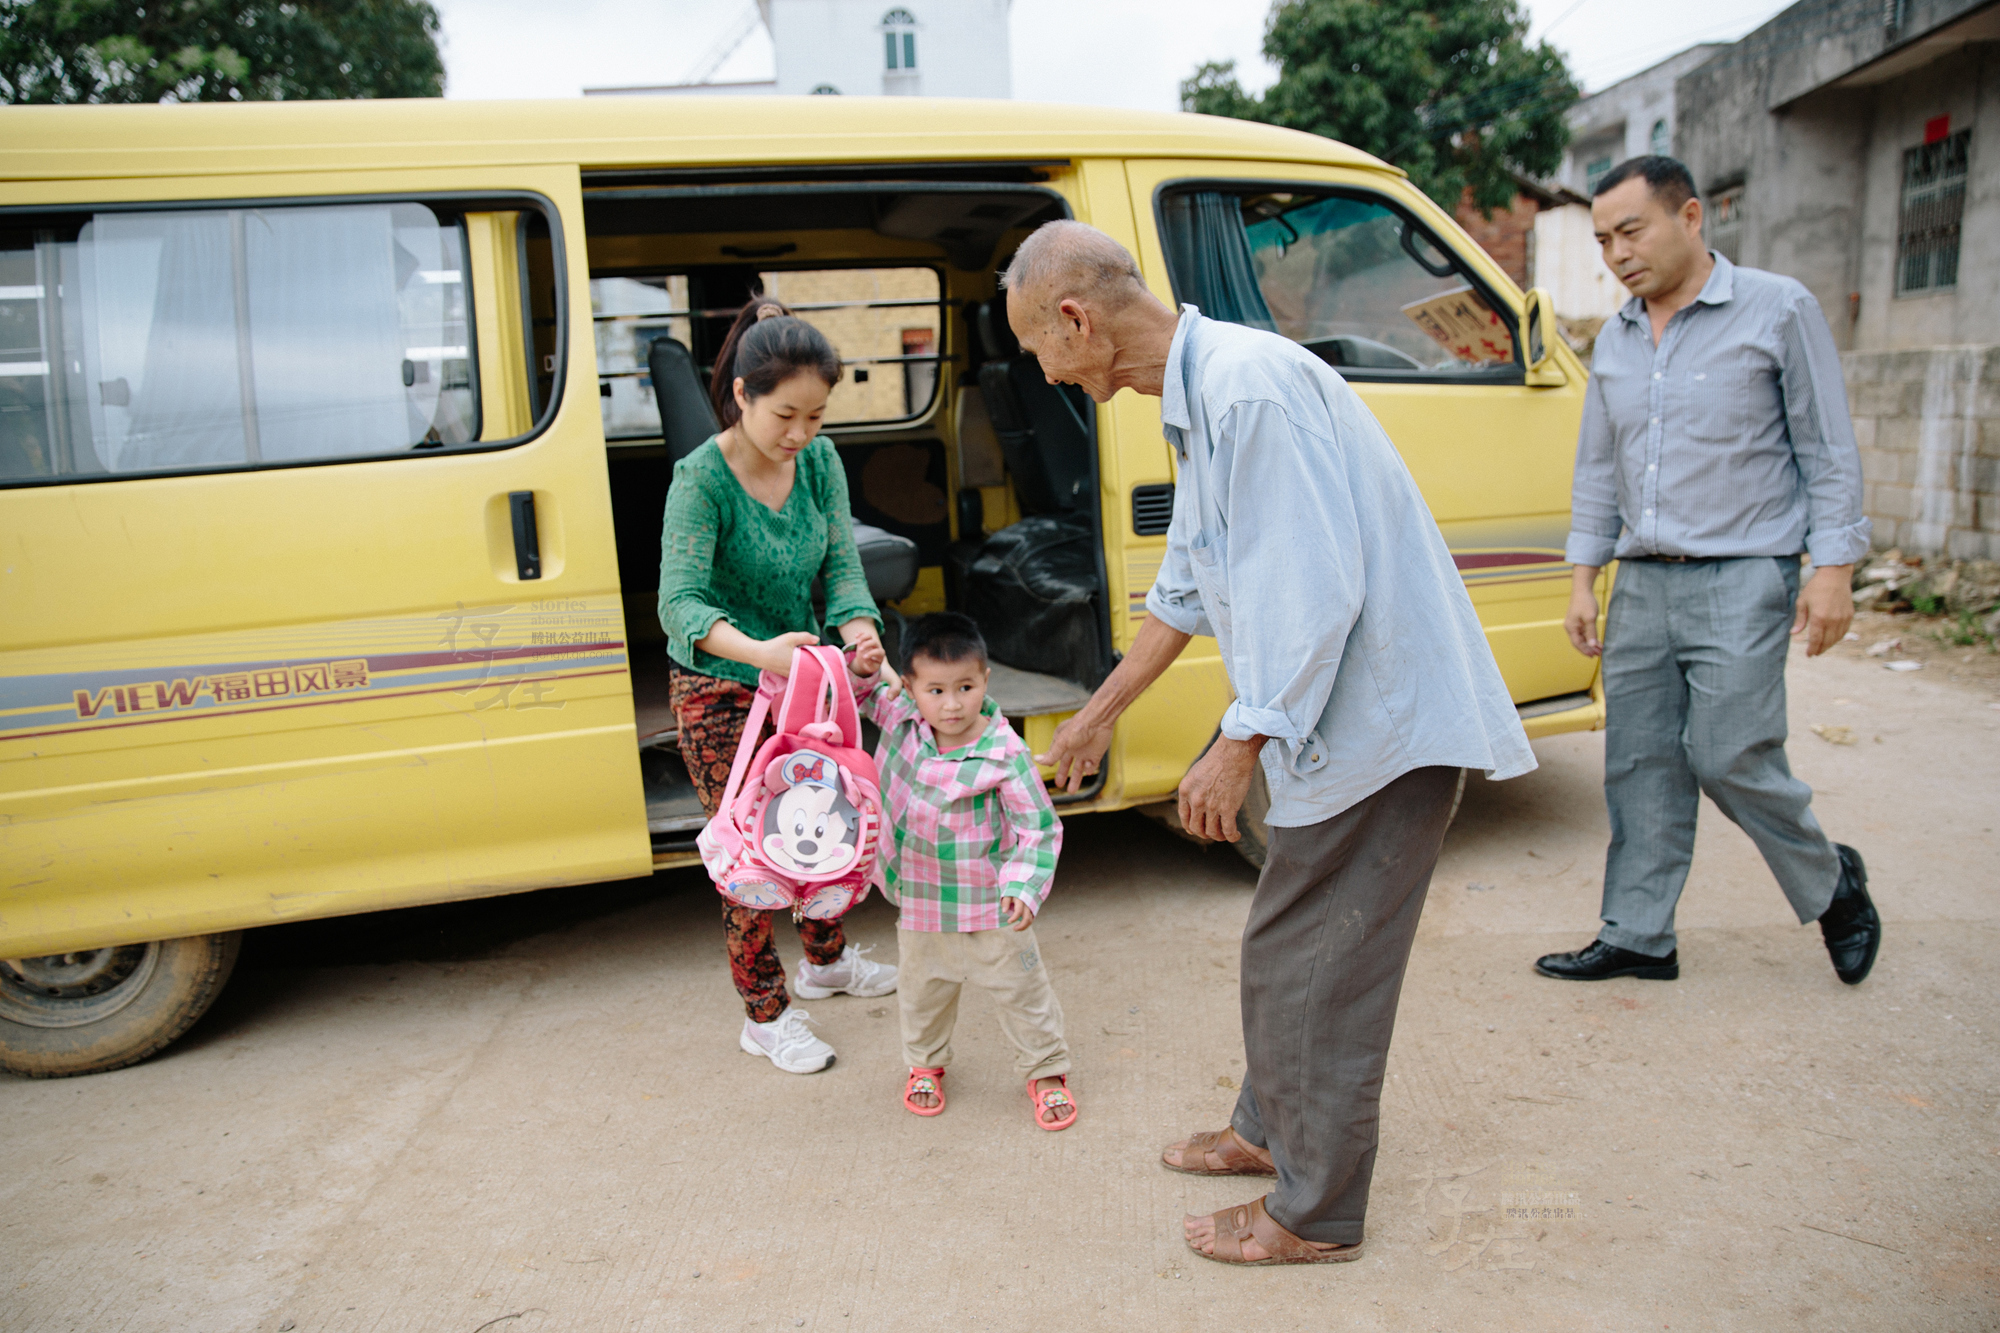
[1035,710,1115,793]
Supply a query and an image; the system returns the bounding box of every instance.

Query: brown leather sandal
[1160,1127,1278,1177]
[1186,1197,1363,1266]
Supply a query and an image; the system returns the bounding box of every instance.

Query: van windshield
[1159,187,1518,383]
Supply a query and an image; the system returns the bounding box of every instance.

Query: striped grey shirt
[1565,252,1871,569]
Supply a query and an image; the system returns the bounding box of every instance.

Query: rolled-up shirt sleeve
[1212,401,1362,764]
[1565,370,1623,568]
[1143,466,1214,638]
[1779,295,1872,568]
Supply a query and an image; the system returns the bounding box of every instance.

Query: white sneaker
[793,944,899,999]
[740,1007,836,1074]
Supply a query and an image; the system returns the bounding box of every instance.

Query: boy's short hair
[901,612,988,674]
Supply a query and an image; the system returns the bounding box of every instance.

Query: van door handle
[508,490,542,580]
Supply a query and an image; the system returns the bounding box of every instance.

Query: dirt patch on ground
[1825,608,2000,696]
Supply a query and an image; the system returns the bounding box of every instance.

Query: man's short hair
[1592,155,1697,211]
[901,611,988,674]
[1000,220,1146,317]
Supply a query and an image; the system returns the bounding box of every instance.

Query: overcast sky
[432,0,1798,107]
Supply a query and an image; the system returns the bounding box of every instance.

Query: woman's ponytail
[707,296,844,428]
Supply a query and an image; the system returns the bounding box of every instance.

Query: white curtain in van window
[78,204,443,471]
[80,212,246,470]
[242,204,411,461]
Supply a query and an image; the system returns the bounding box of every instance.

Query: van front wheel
[1231,767,1467,873]
[0,932,242,1078]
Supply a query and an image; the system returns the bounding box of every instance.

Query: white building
[584,0,1013,100]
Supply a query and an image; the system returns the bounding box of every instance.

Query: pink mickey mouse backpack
[696,643,883,919]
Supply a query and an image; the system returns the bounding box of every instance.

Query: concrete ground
[3,640,1996,1333]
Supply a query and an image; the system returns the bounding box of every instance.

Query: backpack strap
[773,644,862,748]
[712,683,775,823]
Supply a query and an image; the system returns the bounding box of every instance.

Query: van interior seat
[952,299,1106,687]
[645,333,919,608]
[972,300,1093,516]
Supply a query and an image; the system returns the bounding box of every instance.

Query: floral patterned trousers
[671,667,846,1023]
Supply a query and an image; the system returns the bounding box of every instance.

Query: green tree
[1181,0,1578,213]
[0,0,445,104]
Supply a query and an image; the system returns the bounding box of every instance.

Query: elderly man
[1536,156,1882,987]
[1011,220,1535,1265]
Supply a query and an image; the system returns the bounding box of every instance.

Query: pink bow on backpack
[696,643,884,920]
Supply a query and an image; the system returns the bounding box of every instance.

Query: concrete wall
[1532,203,1628,320]
[1557,45,1726,195]
[1676,0,1997,352]
[1853,45,1999,349]
[1847,346,2000,559]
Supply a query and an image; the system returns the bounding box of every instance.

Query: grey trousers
[1230,764,1460,1246]
[1597,557,1841,958]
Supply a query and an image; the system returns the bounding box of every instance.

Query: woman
[659,298,898,1075]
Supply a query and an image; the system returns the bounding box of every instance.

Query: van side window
[592,265,942,440]
[0,198,550,484]
[1156,186,1521,384]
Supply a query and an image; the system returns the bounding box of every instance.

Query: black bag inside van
[961,515,1100,682]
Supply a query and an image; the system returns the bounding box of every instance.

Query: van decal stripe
[0,667,630,745]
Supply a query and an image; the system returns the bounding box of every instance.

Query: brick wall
[1453,190,1541,290]
[1845,345,2000,561]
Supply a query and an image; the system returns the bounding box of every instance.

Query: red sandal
[1028,1074,1077,1131]
[903,1066,945,1117]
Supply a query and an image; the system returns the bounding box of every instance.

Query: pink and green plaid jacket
[856,678,1062,932]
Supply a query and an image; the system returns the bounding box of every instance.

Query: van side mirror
[1523,287,1566,386]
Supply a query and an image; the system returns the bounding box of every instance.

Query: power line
[1534,0,1600,43]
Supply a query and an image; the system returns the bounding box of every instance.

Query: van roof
[0,96,1397,183]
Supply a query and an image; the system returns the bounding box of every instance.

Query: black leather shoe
[1534,939,1679,981]
[1818,843,1880,985]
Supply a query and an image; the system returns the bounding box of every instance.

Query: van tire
[1231,766,1467,873]
[0,933,242,1079]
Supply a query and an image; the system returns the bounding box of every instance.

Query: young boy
[851,612,1076,1129]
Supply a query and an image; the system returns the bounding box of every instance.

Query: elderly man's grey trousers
[1596,556,1841,958]
[1229,764,1460,1246]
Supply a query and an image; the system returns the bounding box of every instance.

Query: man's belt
[1627,553,1708,563]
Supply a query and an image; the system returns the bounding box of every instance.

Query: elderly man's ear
[1058,297,1091,337]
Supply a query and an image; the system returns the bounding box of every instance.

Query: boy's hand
[1001,896,1036,931]
[847,637,885,677]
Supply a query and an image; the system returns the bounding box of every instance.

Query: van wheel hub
[0,945,159,1027]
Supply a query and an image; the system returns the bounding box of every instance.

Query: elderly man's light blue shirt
[1566,252,1871,569]
[1146,306,1536,827]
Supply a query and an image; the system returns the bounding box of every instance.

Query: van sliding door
[0,176,651,959]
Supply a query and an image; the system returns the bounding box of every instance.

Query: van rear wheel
[1231,767,1467,872]
[0,932,241,1078]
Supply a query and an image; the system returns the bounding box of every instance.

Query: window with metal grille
[1131,483,1174,535]
[1897,130,1968,295]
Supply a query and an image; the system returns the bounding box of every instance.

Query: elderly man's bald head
[1001,220,1148,320]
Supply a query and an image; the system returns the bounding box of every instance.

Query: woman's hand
[755,631,820,676]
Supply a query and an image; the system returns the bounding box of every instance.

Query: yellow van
[0,97,1602,1076]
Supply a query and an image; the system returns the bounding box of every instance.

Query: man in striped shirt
[855,612,1076,1130]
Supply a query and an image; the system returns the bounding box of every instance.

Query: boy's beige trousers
[896,924,1071,1081]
